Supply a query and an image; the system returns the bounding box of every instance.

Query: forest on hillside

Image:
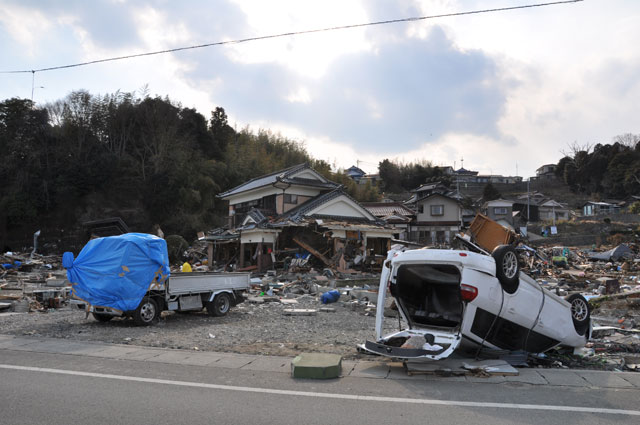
[2,89,638,250]
[0,91,379,249]
[554,136,640,199]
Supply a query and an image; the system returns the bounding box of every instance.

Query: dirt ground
[0,295,401,360]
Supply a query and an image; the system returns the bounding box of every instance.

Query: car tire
[133,298,159,326]
[92,312,113,322]
[566,293,590,336]
[207,293,231,317]
[492,244,520,293]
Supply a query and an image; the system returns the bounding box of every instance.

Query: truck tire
[207,293,231,317]
[566,293,590,336]
[492,245,520,293]
[92,312,113,322]
[133,298,159,326]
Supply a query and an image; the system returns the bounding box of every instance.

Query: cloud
[184,24,509,154]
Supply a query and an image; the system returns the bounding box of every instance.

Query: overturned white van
[360,246,591,360]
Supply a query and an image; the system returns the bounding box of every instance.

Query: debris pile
[1,251,69,314]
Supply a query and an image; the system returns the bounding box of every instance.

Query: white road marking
[1,363,639,416]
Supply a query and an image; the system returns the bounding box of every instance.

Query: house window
[493,207,508,215]
[417,205,424,214]
[431,205,444,216]
[283,194,298,204]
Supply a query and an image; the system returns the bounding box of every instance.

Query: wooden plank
[292,237,331,266]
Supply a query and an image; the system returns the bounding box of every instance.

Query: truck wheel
[133,298,159,326]
[566,294,590,336]
[92,313,113,322]
[207,293,231,317]
[492,245,520,293]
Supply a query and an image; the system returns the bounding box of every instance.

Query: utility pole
[527,178,530,223]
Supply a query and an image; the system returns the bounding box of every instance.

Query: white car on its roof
[360,245,591,360]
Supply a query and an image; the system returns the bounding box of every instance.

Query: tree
[482,182,501,202]
[378,159,402,193]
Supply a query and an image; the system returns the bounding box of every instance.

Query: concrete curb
[0,334,638,389]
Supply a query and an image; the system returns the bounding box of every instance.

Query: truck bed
[167,272,250,295]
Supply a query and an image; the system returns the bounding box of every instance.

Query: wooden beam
[292,237,331,266]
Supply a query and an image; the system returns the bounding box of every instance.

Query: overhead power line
[1,0,583,75]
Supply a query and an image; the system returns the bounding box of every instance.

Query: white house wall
[290,169,327,182]
[310,196,375,220]
[240,230,278,244]
[228,185,323,205]
[416,197,460,222]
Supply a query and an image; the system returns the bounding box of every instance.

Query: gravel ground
[0,295,403,360]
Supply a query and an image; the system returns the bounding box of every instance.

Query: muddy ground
[0,295,402,360]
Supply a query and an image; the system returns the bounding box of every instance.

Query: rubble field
[0,292,399,360]
[2,243,640,370]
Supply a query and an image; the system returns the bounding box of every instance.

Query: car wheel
[207,293,231,317]
[566,293,590,336]
[133,298,159,326]
[92,312,113,322]
[492,244,520,293]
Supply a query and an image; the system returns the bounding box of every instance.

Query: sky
[1,0,639,178]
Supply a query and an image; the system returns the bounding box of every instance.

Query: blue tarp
[64,233,170,312]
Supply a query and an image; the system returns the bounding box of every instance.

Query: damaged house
[212,163,396,272]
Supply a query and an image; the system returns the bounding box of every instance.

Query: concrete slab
[504,369,547,385]
[0,338,39,349]
[279,299,298,305]
[349,361,389,379]
[465,375,507,384]
[246,297,265,304]
[147,351,193,364]
[15,340,92,354]
[85,346,141,358]
[118,349,165,361]
[578,371,636,388]
[423,374,467,382]
[291,353,342,379]
[536,370,588,387]
[179,353,225,366]
[386,362,465,381]
[340,360,357,377]
[241,356,291,373]
[0,338,43,350]
[210,354,255,369]
[461,359,518,376]
[283,309,317,316]
[404,358,517,377]
[615,373,640,388]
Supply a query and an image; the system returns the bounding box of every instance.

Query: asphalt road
[1,349,639,425]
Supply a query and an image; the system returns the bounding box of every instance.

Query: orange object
[467,213,516,252]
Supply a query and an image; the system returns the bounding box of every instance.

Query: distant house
[406,181,450,203]
[216,163,395,271]
[512,192,568,222]
[538,199,570,222]
[218,163,339,228]
[412,193,463,245]
[453,167,479,183]
[483,199,514,226]
[362,202,416,240]
[583,201,620,216]
[346,165,366,182]
[536,164,557,179]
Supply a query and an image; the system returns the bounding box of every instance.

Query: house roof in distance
[278,188,378,223]
[346,165,366,176]
[218,163,338,199]
[362,202,416,218]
